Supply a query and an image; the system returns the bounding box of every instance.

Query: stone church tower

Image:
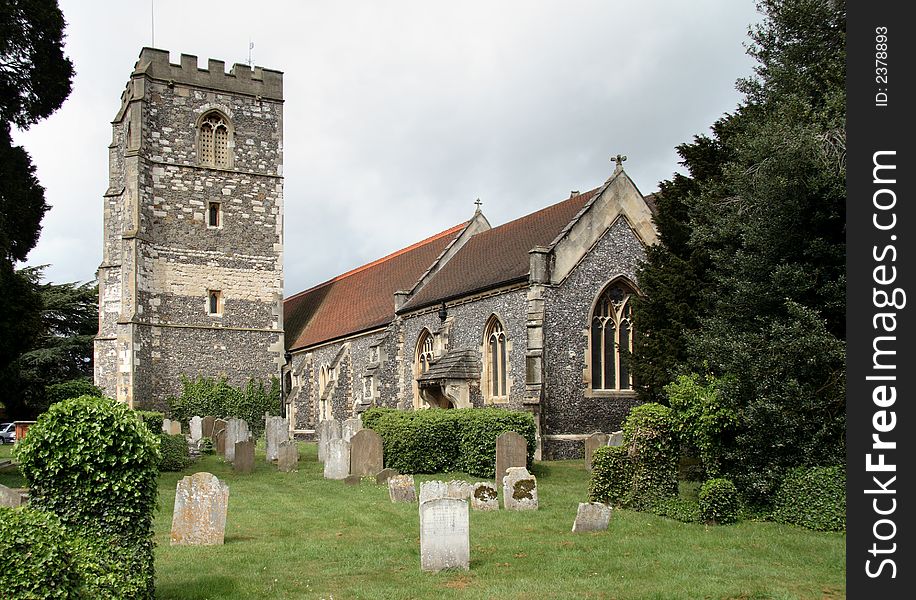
[94,48,285,410]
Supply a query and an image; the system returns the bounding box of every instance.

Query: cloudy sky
[15,0,760,295]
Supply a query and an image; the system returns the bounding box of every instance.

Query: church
[95,49,658,460]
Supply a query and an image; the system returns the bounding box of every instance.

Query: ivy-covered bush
[135,410,164,435]
[653,496,701,524]
[45,377,103,406]
[197,436,214,455]
[15,395,161,599]
[624,402,679,509]
[588,445,631,506]
[368,408,536,478]
[665,373,737,478]
[361,407,397,431]
[158,433,191,471]
[771,466,846,532]
[698,478,740,524]
[168,375,280,438]
[0,507,84,599]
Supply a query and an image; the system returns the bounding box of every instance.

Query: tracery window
[199,111,231,168]
[416,329,434,375]
[590,281,635,391]
[484,316,508,399]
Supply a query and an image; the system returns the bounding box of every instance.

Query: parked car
[0,422,15,444]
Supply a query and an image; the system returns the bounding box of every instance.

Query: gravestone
[349,429,383,477]
[224,418,250,463]
[0,484,27,508]
[318,419,342,463]
[607,430,624,447]
[571,502,612,533]
[169,420,182,436]
[470,482,499,511]
[277,441,299,472]
[170,472,229,546]
[342,417,362,442]
[265,415,289,462]
[161,418,172,434]
[201,415,216,439]
[323,438,350,480]
[213,419,228,455]
[584,432,609,472]
[189,416,203,443]
[495,431,527,482]
[419,480,472,504]
[419,497,470,572]
[233,440,255,474]
[344,474,362,485]
[388,474,417,503]
[375,468,399,485]
[502,467,538,511]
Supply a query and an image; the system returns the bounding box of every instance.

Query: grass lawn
[147,443,844,600]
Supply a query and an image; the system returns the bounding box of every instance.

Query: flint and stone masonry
[95,48,285,410]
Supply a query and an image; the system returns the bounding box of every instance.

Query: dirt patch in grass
[443,574,473,590]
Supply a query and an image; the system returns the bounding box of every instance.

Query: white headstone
[318,419,342,463]
[420,498,470,572]
[189,416,203,442]
[224,418,250,463]
[170,472,229,546]
[571,502,612,533]
[161,418,172,434]
[265,415,289,462]
[419,480,472,505]
[342,417,362,442]
[502,467,538,511]
[323,438,350,480]
[607,431,624,447]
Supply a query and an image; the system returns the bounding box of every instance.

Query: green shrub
[698,478,740,524]
[0,507,84,599]
[45,378,103,406]
[588,445,631,506]
[771,466,846,532]
[624,403,679,509]
[159,434,191,471]
[135,410,164,435]
[653,496,702,523]
[15,395,161,599]
[368,408,536,478]
[197,436,214,454]
[665,373,738,478]
[168,375,280,438]
[361,407,397,431]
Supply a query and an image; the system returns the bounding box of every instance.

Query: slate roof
[284,222,467,351]
[417,349,481,385]
[398,187,601,312]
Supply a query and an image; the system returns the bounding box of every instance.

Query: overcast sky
[15,0,761,295]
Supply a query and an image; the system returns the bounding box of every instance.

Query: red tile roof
[284,223,467,351]
[398,187,601,312]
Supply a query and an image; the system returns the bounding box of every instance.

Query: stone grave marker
[388,474,417,503]
[277,441,299,472]
[265,415,289,462]
[349,429,383,477]
[318,419,342,463]
[323,438,350,480]
[502,467,538,511]
[342,417,362,442]
[419,480,472,504]
[201,415,216,439]
[607,430,624,447]
[0,484,27,508]
[169,420,182,436]
[495,431,527,482]
[571,502,612,533]
[213,419,228,455]
[470,482,499,511]
[170,472,229,546]
[189,416,203,443]
[224,418,250,463]
[375,468,399,485]
[344,474,362,485]
[233,440,255,474]
[161,418,172,434]
[419,497,470,572]
[584,432,609,472]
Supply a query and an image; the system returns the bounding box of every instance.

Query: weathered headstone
[169,420,182,436]
[571,502,612,532]
[201,415,216,439]
[233,440,255,473]
[0,484,27,508]
[419,497,470,572]
[584,432,609,472]
[349,429,383,477]
[502,467,538,511]
[170,472,229,546]
[213,419,228,455]
[388,474,417,503]
[265,415,289,462]
[375,468,399,485]
[323,438,350,480]
[342,416,362,442]
[495,431,527,482]
[470,482,499,511]
[318,419,342,463]
[344,474,362,485]
[277,441,299,472]
[161,418,172,434]
[224,418,250,463]
[189,416,203,443]
[419,480,472,504]
[607,430,624,447]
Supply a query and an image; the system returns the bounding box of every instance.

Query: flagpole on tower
[151,0,155,47]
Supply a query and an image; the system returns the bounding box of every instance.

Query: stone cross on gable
[474,198,482,210]
[613,154,627,174]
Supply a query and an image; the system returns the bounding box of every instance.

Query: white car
[0,422,15,444]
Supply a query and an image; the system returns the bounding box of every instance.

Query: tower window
[207,290,222,316]
[208,202,221,228]
[198,112,231,168]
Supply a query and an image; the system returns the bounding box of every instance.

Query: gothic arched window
[484,316,508,400]
[590,280,635,391]
[416,329,434,376]
[198,111,231,168]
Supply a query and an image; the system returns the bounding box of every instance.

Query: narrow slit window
[207,290,222,316]
[208,202,221,227]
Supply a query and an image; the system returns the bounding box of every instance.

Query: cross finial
[474,198,482,211]
[613,154,627,172]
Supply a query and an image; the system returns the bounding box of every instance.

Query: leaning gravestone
[224,418,250,463]
[265,415,289,462]
[201,415,216,439]
[277,441,298,472]
[607,430,624,447]
[584,432,610,472]
[388,474,417,503]
[349,429,383,477]
[318,419,342,463]
[233,440,255,474]
[189,416,203,443]
[213,419,228,455]
[170,472,229,546]
[375,468,399,485]
[323,438,350,480]
[470,482,499,511]
[342,417,362,442]
[495,431,527,482]
[419,497,470,572]
[571,502,612,533]
[502,467,538,511]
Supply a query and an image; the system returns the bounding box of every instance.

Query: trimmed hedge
[16,395,161,599]
[367,408,536,478]
[771,466,846,532]
[136,410,165,435]
[588,445,631,506]
[698,478,740,525]
[0,507,83,599]
[159,433,191,471]
[168,375,280,438]
[623,403,679,509]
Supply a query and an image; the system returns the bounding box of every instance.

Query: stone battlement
[132,47,283,101]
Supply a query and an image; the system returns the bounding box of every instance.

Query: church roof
[284,222,467,351]
[398,187,601,312]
